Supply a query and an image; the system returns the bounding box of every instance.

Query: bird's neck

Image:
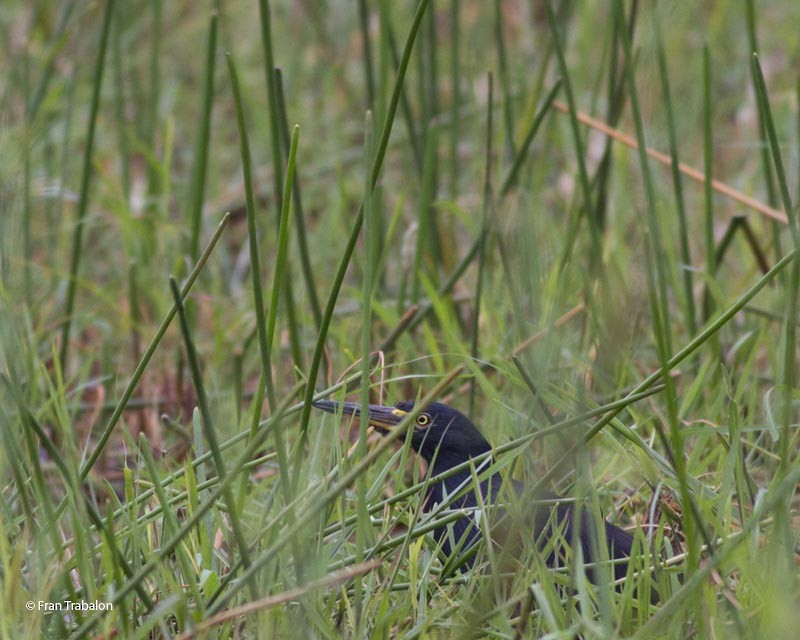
[428,452,494,480]
[424,453,499,516]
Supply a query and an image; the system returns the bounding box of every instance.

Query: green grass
[1,1,799,638]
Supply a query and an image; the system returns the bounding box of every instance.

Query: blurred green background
[1,1,799,638]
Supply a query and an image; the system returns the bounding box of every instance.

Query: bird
[313,399,639,589]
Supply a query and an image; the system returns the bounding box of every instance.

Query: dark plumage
[313,399,637,586]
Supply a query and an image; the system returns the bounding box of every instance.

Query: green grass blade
[79,213,230,480]
[59,0,115,371]
[187,11,218,263]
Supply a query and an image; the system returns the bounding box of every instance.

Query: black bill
[312,400,408,434]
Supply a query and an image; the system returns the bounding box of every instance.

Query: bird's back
[423,469,634,584]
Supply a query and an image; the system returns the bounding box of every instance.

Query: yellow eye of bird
[416,413,431,427]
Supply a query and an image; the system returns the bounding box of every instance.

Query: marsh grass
[1,1,799,638]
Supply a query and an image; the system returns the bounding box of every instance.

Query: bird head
[312,399,492,469]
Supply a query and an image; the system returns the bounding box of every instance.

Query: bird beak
[312,400,408,434]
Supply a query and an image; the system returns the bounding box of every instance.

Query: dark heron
[313,399,639,588]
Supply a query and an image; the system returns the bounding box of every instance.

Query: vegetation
[1,1,799,637]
